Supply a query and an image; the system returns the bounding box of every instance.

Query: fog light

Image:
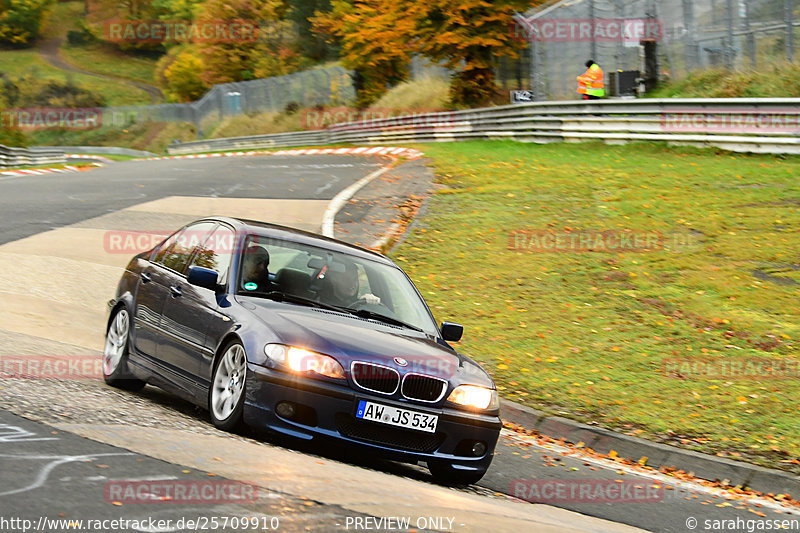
[472,441,487,457]
[276,401,296,419]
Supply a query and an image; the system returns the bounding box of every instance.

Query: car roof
[196,216,395,266]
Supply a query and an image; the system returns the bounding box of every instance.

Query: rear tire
[428,461,487,486]
[209,341,247,431]
[103,308,146,392]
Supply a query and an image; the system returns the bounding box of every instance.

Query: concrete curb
[500,398,800,498]
[141,146,425,161]
[322,165,392,238]
[386,159,437,254]
[0,165,82,177]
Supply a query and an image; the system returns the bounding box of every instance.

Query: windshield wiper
[260,291,343,312]
[257,292,424,332]
[343,308,424,332]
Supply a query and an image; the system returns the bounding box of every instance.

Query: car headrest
[274,268,311,296]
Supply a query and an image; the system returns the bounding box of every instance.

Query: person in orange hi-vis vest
[577,59,604,100]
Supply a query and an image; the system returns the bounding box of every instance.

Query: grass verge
[0,50,150,106]
[393,141,800,473]
[27,121,197,154]
[649,64,800,98]
[60,43,159,87]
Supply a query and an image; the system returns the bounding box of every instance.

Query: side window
[151,231,181,264]
[150,228,186,265]
[152,222,215,274]
[190,225,236,286]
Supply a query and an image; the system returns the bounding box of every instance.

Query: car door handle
[141,272,152,283]
[170,286,182,297]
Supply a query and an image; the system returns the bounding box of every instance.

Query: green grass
[393,141,800,473]
[649,64,800,98]
[204,111,305,139]
[0,50,150,106]
[40,1,83,39]
[370,76,451,111]
[0,1,155,106]
[60,44,159,86]
[0,50,60,77]
[27,121,197,154]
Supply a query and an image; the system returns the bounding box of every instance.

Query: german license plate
[355,400,438,433]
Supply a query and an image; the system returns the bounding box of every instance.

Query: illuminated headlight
[264,344,345,379]
[447,385,499,410]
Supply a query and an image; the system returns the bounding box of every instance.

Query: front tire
[209,341,247,431]
[103,308,146,391]
[428,461,487,486]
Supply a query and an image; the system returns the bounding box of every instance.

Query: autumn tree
[287,0,334,62]
[0,0,53,46]
[416,0,533,107]
[312,0,420,107]
[151,0,206,21]
[0,74,26,147]
[157,46,208,101]
[84,0,166,51]
[194,0,298,85]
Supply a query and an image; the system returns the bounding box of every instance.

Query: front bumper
[243,364,502,472]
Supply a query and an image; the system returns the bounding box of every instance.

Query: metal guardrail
[31,146,157,158]
[168,130,330,154]
[168,98,800,156]
[0,145,66,169]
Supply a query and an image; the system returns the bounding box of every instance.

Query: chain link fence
[103,67,355,133]
[497,0,798,100]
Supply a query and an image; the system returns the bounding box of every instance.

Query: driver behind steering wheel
[324,261,380,308]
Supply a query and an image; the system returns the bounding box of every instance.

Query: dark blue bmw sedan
[103,217,501,485]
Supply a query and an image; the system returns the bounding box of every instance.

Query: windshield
[237,235,438,336]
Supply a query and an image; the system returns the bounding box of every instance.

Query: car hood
[242,299,492,386]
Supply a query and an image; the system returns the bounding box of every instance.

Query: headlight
[447,385,499,410]
[264,344,345,379]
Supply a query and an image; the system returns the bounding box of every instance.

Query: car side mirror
[187,266,219,291]
[441,322,463,342]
